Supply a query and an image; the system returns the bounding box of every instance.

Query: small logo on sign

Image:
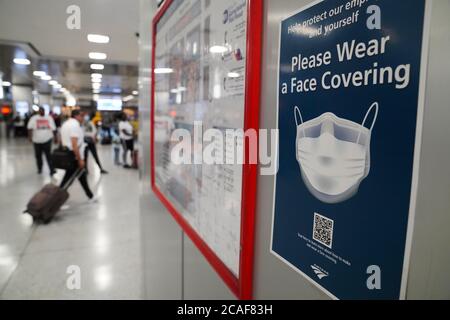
[311,264,329,280]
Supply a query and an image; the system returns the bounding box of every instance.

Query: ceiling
[0,44,138,95]
[0,0,140,102]
[0,0,140,64]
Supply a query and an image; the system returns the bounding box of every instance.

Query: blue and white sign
[271,0,430,299]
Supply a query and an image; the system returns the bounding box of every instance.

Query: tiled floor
[0,138,142,299]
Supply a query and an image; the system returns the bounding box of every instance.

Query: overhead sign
[271,0,430,299]
[97,98,123,111]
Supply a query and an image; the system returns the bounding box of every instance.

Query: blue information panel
[271,0,430,299]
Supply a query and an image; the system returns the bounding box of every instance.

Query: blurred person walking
[27,107,57,176]
[84,112,108,174]
[119,112,135,169]
[60,110,96,202]
[50,111,62,128]
[6,114,15,139]
[112,128,122,166]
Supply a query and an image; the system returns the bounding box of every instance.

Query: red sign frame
[151,0,262,299]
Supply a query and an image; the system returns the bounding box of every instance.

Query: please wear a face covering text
[281,35,411,94]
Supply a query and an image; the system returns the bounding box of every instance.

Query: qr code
[313,213,334,249]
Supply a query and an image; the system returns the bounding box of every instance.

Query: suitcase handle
[62,168,86,191]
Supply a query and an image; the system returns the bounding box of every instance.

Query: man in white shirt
[27,107,57,175]
[119,113,135,169]
[60,110,94,200]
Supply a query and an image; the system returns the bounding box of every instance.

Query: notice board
[271,0,431,299]
[151,0,262,299]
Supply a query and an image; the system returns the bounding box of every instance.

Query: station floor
[0,138,142,299]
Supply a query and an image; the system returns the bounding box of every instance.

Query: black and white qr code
[313,213,334,249]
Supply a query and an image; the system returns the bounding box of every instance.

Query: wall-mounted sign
[151,0,262,299]
[97,98,123,111]
[272,0,430,299]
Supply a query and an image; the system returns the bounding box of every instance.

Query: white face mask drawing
[294,102,379,204]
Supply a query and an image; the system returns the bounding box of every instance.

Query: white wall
[138,0,183,300]
[406,0,450,299]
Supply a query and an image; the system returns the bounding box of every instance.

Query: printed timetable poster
[271,0,430,299]
[153,0,249,277]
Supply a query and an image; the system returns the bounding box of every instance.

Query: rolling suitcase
[24,169,84,224]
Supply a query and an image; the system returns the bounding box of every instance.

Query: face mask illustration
[294,102,379,204]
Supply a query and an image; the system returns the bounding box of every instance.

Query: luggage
[51,146,76,170]
[24,169,84,224]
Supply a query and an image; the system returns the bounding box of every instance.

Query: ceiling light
[91,73,103,79]
[2,81,11,87]
[92,83,101,90]
[32,105,40,112]
[154,68,173,74]
[123,95,134,102]
[13,58,31,65]
[33,71,46,77]
[54,84,62,89]
[90,64,105,70]
[89,52,107,60]
[227,72,240,78]
[92,78,102,83]
[132,91,138,95]
[209,45,228,54]
[49,80,58,86]
[60,88,67,92]
[93,89,100,94]
[41,75,52,81]
[87,34,110,44]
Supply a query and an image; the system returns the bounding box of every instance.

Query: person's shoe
[100,169,109,174]
[37,170,42,175]
[123,164,131,169]
[87,195,99,204]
